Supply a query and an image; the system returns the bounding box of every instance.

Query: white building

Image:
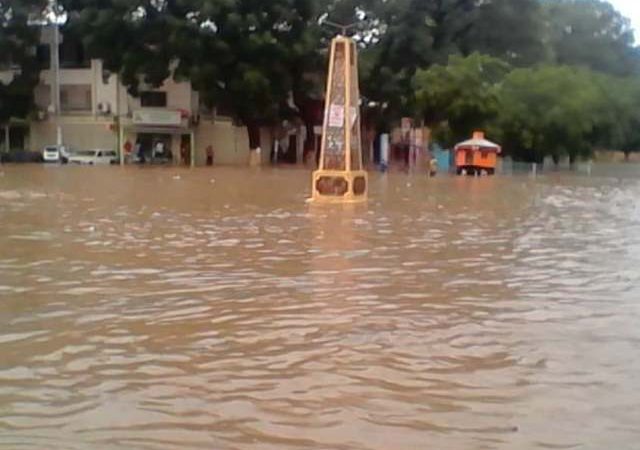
[1,27,276,166]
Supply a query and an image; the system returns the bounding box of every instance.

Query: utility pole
[52,0,62,147]
[116,72,125,166]
[3,125,9,154]
[322,20,358,36]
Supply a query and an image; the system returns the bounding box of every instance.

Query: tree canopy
[543,0,639,76]
[0,0,47,124]
[1,0,640,160]
[496,66,611,163]
[414,53,510,145]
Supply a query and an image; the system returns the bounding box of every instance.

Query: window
[36,45,51,69]
[60,85,92,112]
[140,91,167,108]
[199,100,214,117]
[465,151,473,164]
[59,41,90,68]
[215,103,234,118]
[34,85,51,110]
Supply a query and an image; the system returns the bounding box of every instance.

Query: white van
[42,145,71,163]
[68,149,118,165]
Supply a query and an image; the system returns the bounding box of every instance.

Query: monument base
[311,170,368,203]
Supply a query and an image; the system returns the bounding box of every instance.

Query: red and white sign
[328,104,345,128]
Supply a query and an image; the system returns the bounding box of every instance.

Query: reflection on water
[1,165,640,449]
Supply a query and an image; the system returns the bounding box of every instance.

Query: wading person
[135,141,145,164]
[180,142,189,166]
[206,145,214,166]
[152,141,164,163]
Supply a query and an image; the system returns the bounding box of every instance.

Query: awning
[122,124,192,135]
[455,131,501,153]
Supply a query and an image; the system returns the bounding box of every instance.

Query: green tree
[183,0,318,151]
[61,0,310,151]
[462,0,548,66]
[591,76,640,159]
[42,0,640,164]
[414,53,510,146]
[617,81,640,159]
[544,0,640,76]
[360,0,543,119]
[0,0,47,124]
[496,65,609,163]
[363,0,471,118]
[60,0,195,94]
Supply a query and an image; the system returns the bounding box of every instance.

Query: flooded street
[1,165,640,449]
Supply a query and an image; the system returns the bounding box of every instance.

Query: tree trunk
[304,120,315,153]
[295,96,321,166]
[246,121,261,151]
[3,124,9,154]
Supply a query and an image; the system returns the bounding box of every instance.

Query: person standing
[152,140,164,163]
[180,142,189,166]
[428,156,438,177]
[206,145,214,166]
[135,140,145,164]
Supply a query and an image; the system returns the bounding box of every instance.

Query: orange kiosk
[454,131,501,176]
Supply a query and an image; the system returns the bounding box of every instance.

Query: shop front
[1,120,30,153]
[119,109,195,167]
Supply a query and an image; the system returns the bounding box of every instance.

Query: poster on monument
[328,104,345,128]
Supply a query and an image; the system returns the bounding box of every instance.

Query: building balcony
[130,108,191,129]
[40,67,94,86]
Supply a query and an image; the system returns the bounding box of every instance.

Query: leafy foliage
[0,0,48,123]
[414,53,510,145]
[496,66,610,162]
[462,0,548,66]
[59,0,194,94]
[543,0,639,76]
[3,0,640,160]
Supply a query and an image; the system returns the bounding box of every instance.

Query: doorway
[136,133,172,164]
[180,134,191,166]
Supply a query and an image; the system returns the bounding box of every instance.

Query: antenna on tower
[322,20,358,37]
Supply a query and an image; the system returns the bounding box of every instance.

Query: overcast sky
[608,0,640,43]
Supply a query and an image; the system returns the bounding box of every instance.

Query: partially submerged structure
[454,131,501,175]
[311,36,367,203]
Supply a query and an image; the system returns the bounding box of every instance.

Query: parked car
[1,150,43,163]
[42,145,71,163]
[68,149,118,165]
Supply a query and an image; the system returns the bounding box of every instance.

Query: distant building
[0,27,288,166]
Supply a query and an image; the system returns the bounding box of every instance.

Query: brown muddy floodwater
[1,164,640,450]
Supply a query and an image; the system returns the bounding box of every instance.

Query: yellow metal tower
[311,36,368,203]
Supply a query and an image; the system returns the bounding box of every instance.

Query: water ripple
[1,167,640,449]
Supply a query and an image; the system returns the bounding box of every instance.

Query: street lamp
[52,0,62,147]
